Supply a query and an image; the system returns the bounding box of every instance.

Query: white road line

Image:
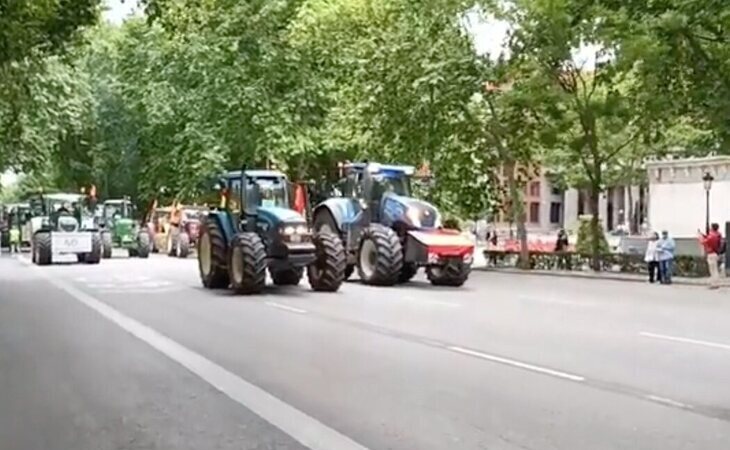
[645,395,693,409]
[448,346,586,382]
[265,302,308,314]
[27,263,369,450]
[639,332,730,352]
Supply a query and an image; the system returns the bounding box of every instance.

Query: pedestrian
[656,230,676,284]
[554,228,570,269]
[9,227,20,254]
[699,223,723,290]
[644,232,660,283]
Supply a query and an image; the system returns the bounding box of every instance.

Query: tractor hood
[257,206,306,226]
[382,193,441,229]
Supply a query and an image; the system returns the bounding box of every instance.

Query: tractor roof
[104,199,132,205]
[6,202,29,209]
[44,193,85,202]
[225,169,287,179]
[344,162,415,176]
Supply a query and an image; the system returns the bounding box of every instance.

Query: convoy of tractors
[0,161,474,293]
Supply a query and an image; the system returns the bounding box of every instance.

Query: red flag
[293,184,306,215]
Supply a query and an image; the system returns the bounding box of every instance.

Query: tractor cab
[196,168,345,295]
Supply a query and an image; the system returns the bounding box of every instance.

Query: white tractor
[27,193,102,265]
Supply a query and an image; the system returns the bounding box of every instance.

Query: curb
[474,267,713,287]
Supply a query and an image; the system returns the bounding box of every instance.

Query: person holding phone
[699,223,723,289]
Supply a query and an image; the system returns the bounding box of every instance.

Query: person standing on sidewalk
[645,232,660,283]
[699,223,723,289]
[657,230,676,284]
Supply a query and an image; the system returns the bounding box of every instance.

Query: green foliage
[575,216,609,255]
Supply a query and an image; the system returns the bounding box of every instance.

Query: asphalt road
[1,250,729,450]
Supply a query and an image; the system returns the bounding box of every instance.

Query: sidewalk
[475,266,727,287]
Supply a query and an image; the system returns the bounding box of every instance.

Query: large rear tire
[198,217,229,289]
[270,267,303,286]
[426,261,470,287]
[34,232,52,266]
[84,233,102,264]
[137,232,150,258]
[177,232,190,258]
[101,231,113,259]
[356,224,403,286]
[308,232,346,292]
[228,232,266,295]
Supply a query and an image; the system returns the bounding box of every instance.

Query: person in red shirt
[699,223,723,289]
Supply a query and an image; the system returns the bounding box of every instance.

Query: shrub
[575,215,609,255]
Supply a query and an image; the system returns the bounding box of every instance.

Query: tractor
[312,162,474,286]
[166,204,205,258]
[197,168,346,294]
[99,198,151,259]
[26,192,102,265]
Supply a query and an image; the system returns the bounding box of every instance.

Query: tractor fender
[313,198,359,233]
[206,210,237,246]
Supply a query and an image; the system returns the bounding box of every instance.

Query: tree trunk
[589,185,601,271]
[627,185,635,234]
[505,161,529,269]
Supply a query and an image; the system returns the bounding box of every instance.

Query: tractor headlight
[406,208,422,228]
[280,224,309,236]
[295,225,309,235]
[282,226,296,235]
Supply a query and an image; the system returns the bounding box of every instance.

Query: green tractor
[197,168,346,294]
[99,198,151,259]
[27,192,102,265]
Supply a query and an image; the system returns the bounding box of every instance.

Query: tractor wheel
[356,224,403,286]
[34,232,52,266]
[228,232,266,295]
[166,228,179,257]
[101,231,113,259]
[198,218,229,289]
[84,233,102,264]
[344,264,355,281]
[177,232,191,258]
[426,261,470,287]
[137,232,151,259]
[308,232,346,292]
[270,267,303,286]
[398,263,418,283]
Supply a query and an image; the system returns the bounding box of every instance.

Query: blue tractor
[197,169,346,294]
[312,162,474,286]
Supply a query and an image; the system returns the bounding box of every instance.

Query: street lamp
[703,171,714,233]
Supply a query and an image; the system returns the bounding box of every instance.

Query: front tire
[356,224,403,286]
[177,232,190,258]
[84,233,102,264]
[137,232,150,258]
[308,232,346,292]
[34,232,52,266]
[101,231,113,259]
[228,232,266,295]
[270,267,303,286]
[198,217,229,289]
[426,261,470,287]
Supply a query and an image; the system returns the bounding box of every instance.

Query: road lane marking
[265,302,308,314]
[639,332,730,351]
[645,395,693,410]
[24,261,370,450]
[447,346,586,382]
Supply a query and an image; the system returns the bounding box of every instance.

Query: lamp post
[703,172,714,233]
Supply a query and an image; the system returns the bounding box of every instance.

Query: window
[551,186,561,196]
[550,202,561,224]
[529,181,541,197]
[529,202,540,223]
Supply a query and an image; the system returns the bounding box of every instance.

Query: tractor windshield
[371,172,411,198]
[104,202,132,220]
[248,177,289,209]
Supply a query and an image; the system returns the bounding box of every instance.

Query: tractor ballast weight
[197,168,346,295]
[313,162,473,286]
[99,198,151,259]
[27,192,103,265]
